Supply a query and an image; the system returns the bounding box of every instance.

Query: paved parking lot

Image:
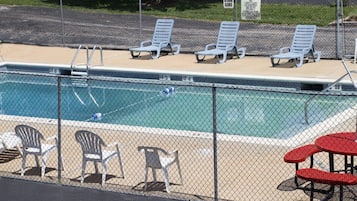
[0,5,355,58]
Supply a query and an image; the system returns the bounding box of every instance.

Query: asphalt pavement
[1,5,355,58]
[0,177,184,201]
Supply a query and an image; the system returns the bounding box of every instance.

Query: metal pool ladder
[70,44,103,77]
[304,60,357,124]
[70,45,105,107]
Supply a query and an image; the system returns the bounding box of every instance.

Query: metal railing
[304,60,357,124]
[1,70,357,201]
[70,45,103,76]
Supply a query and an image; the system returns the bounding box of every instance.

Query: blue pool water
[1,74,357,139]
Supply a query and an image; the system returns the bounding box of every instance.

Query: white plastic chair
[195,21,246,64]
[138,146,183,193]
[271,24,321,67]
[75,130,124,186]
[0,132,22,154]
[129,19,180,59]
[14,125,59,177]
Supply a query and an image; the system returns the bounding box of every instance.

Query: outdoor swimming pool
[1,72,357,140]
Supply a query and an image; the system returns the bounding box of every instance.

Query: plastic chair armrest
[107,142,118,148]
[140,40,152,47]
[279,47,290,54]
[45,135,57,142]
[170,149,179,158]
[205,43,216,51]
[158,41,170,48]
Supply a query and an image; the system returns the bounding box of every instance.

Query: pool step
[71,78,88,87]
[71,65,88,77]
[70,65,89,87]
[71,70,88,76]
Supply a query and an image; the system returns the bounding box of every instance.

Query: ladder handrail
[71,44,89,67]
[304,60,357,124]
[70,45,89,70]
[70,45,105,108]
[70,44,104,76]
[87,45,103,67]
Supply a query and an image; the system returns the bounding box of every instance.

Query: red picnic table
[315,132,357,173]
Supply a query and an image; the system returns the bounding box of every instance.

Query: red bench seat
[284,144,321,164]
[296,168,357,201]
[296,168,357,185]
[284,144,322,188]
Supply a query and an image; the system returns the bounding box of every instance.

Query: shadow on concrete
[0,177,184,201]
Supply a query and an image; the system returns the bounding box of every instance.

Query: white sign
[241,0,261,20]
[223,0,234,9]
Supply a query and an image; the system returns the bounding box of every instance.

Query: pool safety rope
[87,86,176,122]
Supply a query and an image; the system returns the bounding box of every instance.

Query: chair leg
[151,49,160,59]
[270,57,280,67]
[315,51,321,62]
[102,162,107,186]
[117,152,125,178]
[172,44,180,55]
[21,153,27,176]
[94,161,99,173]
[296,56,303,67]
[16,145,23,156]
[232,47,238,59]
[130,50,141,58]
[41,155,47,177]
[152,168,157,182]
[35,155,40,167]
[218,53,227,64]
[162,168,171,193]
[237,47,246,59]
[81,159,87,184]
[195,54,206,62]
[176,158,183,184]
[144,167,149,191]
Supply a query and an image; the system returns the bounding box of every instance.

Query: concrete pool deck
[1,43,357,201]
[1,43,357,82]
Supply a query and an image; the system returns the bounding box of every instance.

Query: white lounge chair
[138,146,183,193]
[75,130,124,185]
[130,19,180,59]
[195,21,246,64]
[15,125,60,177]
[270,24,321,67]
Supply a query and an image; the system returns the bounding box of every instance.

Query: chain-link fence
[1,1,357,200]
[0,70,356,200]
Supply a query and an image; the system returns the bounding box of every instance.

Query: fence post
[57,76,62,183]
[59,0,65,46]
[335,0,344,59]
[212,85,218,201]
